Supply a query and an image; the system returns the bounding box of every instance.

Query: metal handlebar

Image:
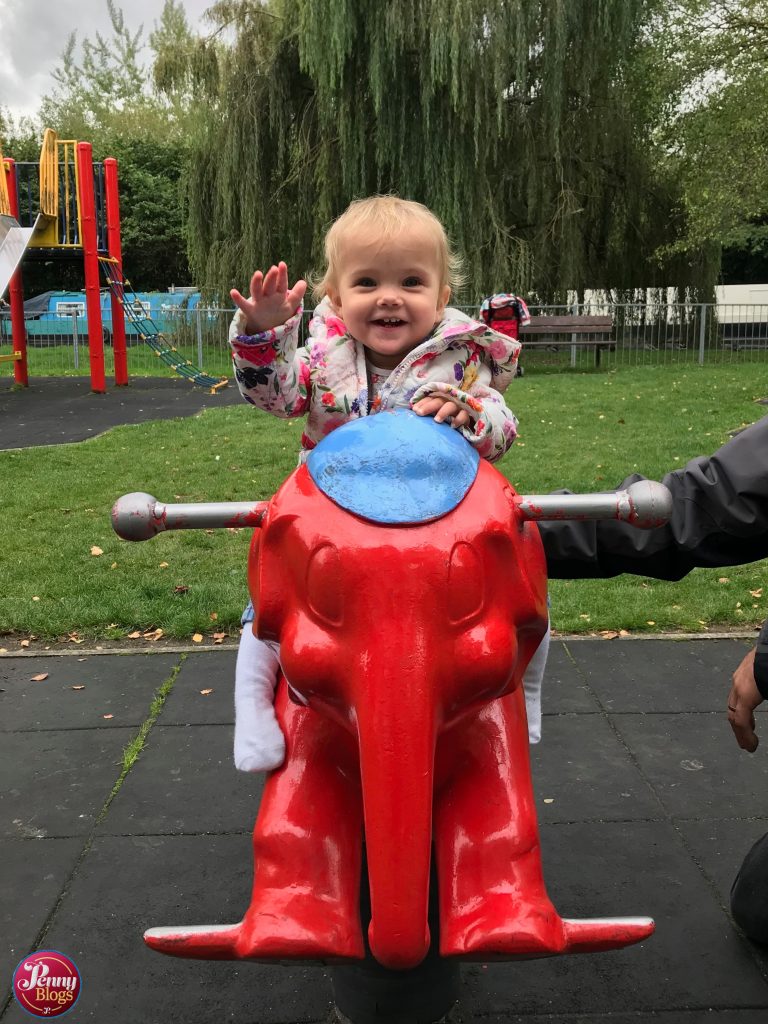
[112,480,672,542]
[515,480,672,529]
[111,492,268,541]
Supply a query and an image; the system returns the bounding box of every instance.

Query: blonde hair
[313,195,464,300]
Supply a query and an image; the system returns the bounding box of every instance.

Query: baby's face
[327,231,450,369]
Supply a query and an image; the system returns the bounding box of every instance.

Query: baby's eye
[354,277,376,288]
[403,276,422,288]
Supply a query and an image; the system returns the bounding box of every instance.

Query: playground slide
[0,214,38,299]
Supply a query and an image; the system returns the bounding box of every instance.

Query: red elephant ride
[112,409,671,1023]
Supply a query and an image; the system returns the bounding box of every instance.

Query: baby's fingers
[432,400,459,423]
[288,279,308,307]
[261,265,280,298]
[249,270,264,302]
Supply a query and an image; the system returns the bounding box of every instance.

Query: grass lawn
[1,363,766,643]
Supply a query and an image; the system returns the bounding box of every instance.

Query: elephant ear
[307,409,479,525]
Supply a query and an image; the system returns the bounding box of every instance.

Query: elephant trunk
[354,661,437,971]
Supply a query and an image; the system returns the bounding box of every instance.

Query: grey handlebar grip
[111,492,268,541]
[516,480,672,528]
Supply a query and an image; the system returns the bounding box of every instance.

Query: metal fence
[2,302,768,381]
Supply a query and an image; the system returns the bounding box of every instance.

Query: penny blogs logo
[12,951,81,1018]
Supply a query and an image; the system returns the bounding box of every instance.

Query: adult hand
[412,395,471,429]
[727,647,763,753]
[230,262,307,335]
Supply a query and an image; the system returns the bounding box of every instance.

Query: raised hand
[230,261,308,335]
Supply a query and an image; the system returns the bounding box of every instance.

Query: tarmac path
[0,376,242,450]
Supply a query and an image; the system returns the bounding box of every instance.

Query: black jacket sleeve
[538,415,768,694]
[539,415,768,581]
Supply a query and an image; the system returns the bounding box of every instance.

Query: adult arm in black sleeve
[537,415,768,749]
[538,415,768,581]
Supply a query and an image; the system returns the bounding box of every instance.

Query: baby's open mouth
[372,317,406,328]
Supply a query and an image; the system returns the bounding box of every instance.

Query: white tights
[233,623,550,771]
[233,628,286,772]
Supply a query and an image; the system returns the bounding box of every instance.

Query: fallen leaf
[599,630,619,639]
[32,596,40,602]
[192,633,204,643]
[718,577,730,584]
[110,562,118,570]
[20,639,30,648]
[127,630,142,639]
[30,673,48,681]
[91,546,103,556]
[750,588,763,598]
[143,628,164,641]
[543,798,554,804]
[579,613,591,620]
[209,612,218,621]
[71,685,85,691]
[200,688,213,696]
[173,585,189,594]
[68,634,85,644]
[646,620,656,626]
[619,629,630,637]
[102,713,114,720]
[159,561,169,569]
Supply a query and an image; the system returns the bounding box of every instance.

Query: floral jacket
[228,298,521,462]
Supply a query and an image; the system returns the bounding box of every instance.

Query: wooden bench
[520,314,614,367]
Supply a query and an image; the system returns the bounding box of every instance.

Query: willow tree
[159,0,702,300]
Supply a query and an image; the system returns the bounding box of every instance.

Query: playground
[1,129,767,1024]
[0,129,227,393]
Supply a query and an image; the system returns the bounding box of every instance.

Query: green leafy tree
[165,0,707,301]
[653,1,768,277]
[7,1,201,291]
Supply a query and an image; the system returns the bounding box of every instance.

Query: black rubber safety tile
[0,654,180,731]
[0,834,333,1024]
[462,820,768,1016]
[158,651,238,725]
[610,712,768,820]
[565,638,755,714]
[1,837,83,1005]
[1,728,135,840]
[98,724,264,836]
[0,376,243,451]
[539,640,600,716]
[530,712,661,824]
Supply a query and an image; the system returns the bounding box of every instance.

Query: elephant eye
[447,541,484,624]
[305,542,344,627]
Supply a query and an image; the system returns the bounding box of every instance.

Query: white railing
[3,302,768,379]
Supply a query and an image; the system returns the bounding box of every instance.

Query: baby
[228,195,543,771]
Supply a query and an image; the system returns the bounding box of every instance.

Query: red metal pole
[76,142,106,393]
[103,157,128,386]
[4,158,28,387]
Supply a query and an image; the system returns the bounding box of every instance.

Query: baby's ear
[437,285,451,316]
[326,287,342,315]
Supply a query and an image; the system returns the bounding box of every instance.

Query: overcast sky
[0,0,213,119]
